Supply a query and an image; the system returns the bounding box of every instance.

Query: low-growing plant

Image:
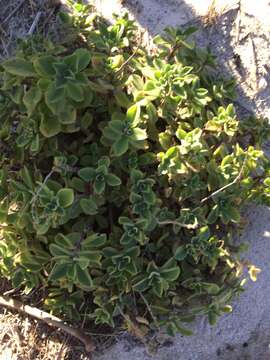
[0,2,270,338]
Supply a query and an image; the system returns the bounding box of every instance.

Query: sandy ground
[0,1,270,359]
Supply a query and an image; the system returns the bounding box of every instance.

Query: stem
[116,47,139,74]
[30,169,55,205]
[0,295,95,353]
[201,156,247,204]
[158,220,198,230]
[139,292,159,328]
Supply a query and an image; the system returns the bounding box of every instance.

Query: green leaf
[208,311,217,325]
[76,264,93,288]
[227,206,241,223]
[131,128,147,141]
[45,83,65,107]
[106,173,121,186]
[94,179,105,194]
[175,324,193,336]
[174,246,187,261]
[49,263,68,281]
[39,113,61,138]
[34,56,56,77]
[133,278,149,292]
[83,234,107,248]
[2,58,36,77]
[127,104,141,126]
[23,86,42,115]
[49,243,71,257]
[78,167,95,182]
[112,136,129,156]
[57,188,74,208]
[80,198,98,215]
[21,166,34,190]
[66,82,84,102]
[160,266,180,281]
[74,48,91,71]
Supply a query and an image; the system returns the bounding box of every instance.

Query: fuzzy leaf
[34,56,56,77]
[106,173,121,187]
[83,234,107,248]
[74,48,91,71]
[78,167,95,182]
[2,58,36,77]
[174,246,187,261]
[76,265,93,288]
[133,278,149,292]
[80,198,98,215]
[113,136,129,156]
[160,266,180,282]
[49,263,68,281]
[23,86,42,115]
[57,188,74,208]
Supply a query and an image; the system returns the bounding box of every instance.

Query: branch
[30,169,54,205]
[28,11,42,36]
[201,157,247,204]
[115,47,139,74]
[139,292,159,328]
[157,220,198,230]
[0,295,95,353]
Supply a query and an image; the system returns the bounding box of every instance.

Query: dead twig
[201,157,247,203]
[2,0,27,26]
[235,0,242,43]
[250,36,259,90]
[0,295,96,353]
[157,220,198,230]
[139,292,159,328]
[116,47,139,74]
[28,11,42,36]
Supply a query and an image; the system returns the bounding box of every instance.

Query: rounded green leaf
[23,86,42,115]
[80,198,98,215]
[174,246,187,261]
[78,167,95,182]
[133,277,149,292]
[57,188,74,208]
[39,113,61,138]
[66,82,84,102]
[94,179,105,194]
[112,136,129,156]
[106,173,121,187]
[49,263,68,282]
[131,127,147,141]
[76,264,93,288]
[34,56,56,77]
[74,48,91,71]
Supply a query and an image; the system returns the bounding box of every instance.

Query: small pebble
[258,77,268,90]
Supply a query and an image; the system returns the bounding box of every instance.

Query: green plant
[0,5,270,340]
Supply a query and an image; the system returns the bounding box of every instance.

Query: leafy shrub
[0,3,270,337]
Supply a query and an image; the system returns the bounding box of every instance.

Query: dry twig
[201,157,247,203]
[0,295,96,353]
[2,0,27,26]
[28,11,42,36]
[158,220,198,230]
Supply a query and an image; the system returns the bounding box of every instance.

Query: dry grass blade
[2,0,27,26]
